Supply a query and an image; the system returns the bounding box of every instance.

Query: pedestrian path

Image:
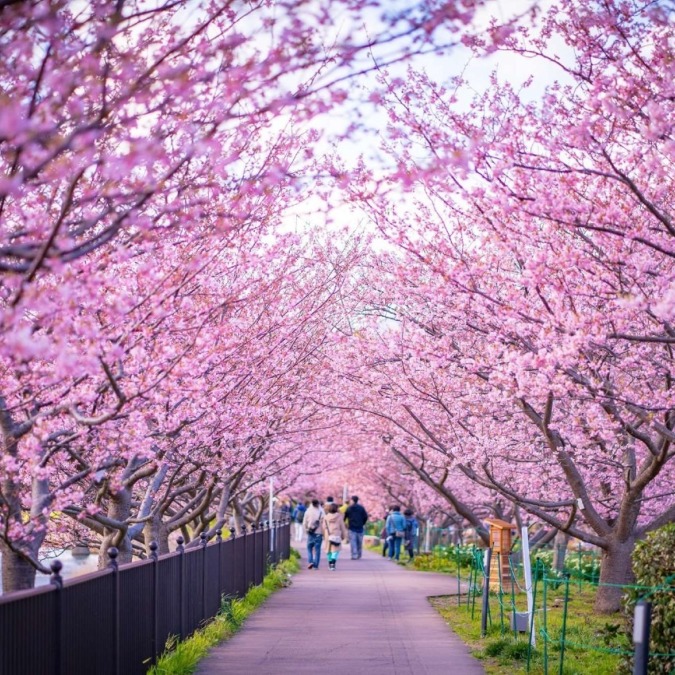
[197,545,484,674]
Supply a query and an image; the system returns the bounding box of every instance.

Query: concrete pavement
[197,544,484,674]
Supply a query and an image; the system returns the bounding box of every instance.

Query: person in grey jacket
[385,505,407,561]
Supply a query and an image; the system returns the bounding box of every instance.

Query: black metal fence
[0,520,291,675]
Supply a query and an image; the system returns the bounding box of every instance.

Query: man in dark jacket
[344,495,368,560]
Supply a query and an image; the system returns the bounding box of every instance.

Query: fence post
[150,541,159,665]
[50,560,63,675]
[450,546,458,606]
[543,573,548,674]
[633,601,652,675]
[471,548,480,619]
[252,523,258,585]
[509,554,518,640]
[241,524,247,594]
[108,547,120,675]
[201,532,207,622]
[481,548,492,637]
[217,529,223,600]
[497,551,505,635]
[177,536,185,639]
[557,573,571,675]
[526,560,542,673]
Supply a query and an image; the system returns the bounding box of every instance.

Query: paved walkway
[197,544,484,674]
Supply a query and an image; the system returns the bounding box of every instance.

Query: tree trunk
[595,537,635,613]
[552,531,570,572]
[143,518,170,555]
[97,488,133,568]
[0,541,37,592]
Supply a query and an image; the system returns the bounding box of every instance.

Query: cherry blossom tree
[338,0,674,611]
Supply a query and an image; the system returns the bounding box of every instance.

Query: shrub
[619,524,675,674]
[412,545,481,573]
[483,638,509,657]
[503,640,531,660]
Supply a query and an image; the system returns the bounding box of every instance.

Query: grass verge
[148,550,300,675]
[430,586,626,675]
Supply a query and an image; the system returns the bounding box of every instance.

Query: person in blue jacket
[403,508,419,561]
[385,505,407,561]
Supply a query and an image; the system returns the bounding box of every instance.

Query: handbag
[394,530,406,538]
[326,519,342,545]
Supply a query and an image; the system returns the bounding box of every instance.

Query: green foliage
[598,622,621,646]
[148,556,299,674]
[531,549,600,584]
[430,583,626,675]
[620,524,675,675]
[564,553,601,583]
[502,641,530,660]
[483,638,510,657]
[413,545,477,572]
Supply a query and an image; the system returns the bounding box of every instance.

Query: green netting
[424,545,675,674]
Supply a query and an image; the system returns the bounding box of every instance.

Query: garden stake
[498,551,505,635]
[510,555,518,641]
[543,574,548,674]
[558,574,571,675]
[466,556,473,610]
[526,559,541,673]
[471,550,479,620]
[456,546,461,606]
[481,548,492,637]
[467,546,475,609]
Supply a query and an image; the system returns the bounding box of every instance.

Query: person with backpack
[385,505,407,561]
[302,499,324,569]
[403,508,419,562]
[322,502,348,570]
[344,495,368,560]
[292,500,307,542]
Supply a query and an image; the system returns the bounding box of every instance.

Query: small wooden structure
[486,518,515,589]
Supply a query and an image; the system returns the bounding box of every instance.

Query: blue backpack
[293,505,306,522]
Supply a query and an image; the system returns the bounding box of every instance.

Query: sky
[277,0,574,244]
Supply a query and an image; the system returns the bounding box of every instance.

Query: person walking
[344,495,368,560]
[323,502,348,570]
[279,499,291,522]
[303,499,324,569]
[292,500,307,542]
[385,505,407,561]
[403,508,419,562]
[380,508,392,557]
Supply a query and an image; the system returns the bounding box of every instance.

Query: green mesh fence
[423,545,675,674]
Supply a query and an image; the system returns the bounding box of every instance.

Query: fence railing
[0,520,291,675]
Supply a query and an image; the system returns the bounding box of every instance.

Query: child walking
[323,502,348,570]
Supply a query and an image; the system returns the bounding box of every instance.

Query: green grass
[148,551,300,674]
[430,584,628,675]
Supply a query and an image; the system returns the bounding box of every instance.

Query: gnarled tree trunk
[97,488,133,568]
[143,517,170,555]
[595,537,635,613]
[0,541,37,592]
